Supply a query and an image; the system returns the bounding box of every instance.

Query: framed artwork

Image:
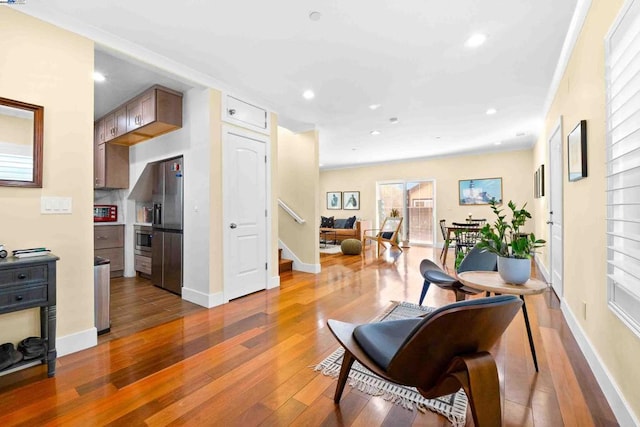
[568,120,587,182]
[327,192,342,210]
[459,178,502,205]
[343,191,360,210]
[534,165,545,198]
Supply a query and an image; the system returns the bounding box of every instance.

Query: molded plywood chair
[363,216,403,257]
[327,295,523,427]
[419,245,497,304]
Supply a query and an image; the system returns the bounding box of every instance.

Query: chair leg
[334,350,356,403]
[419,280,430,305]
[448,353,501,427]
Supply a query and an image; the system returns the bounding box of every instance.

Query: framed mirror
[0,97,44,188]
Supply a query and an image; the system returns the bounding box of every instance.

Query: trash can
[94,256,111,334]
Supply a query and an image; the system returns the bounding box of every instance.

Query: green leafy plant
[477,199,546,259]
[389,208,400,217]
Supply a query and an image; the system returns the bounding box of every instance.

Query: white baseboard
[534,254,550,283]
[279,240,321,274]
[182,287,224,308]
[561,300,639,426]
[57,327,97,357]
[268,275,280,289]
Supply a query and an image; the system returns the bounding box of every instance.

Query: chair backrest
[386,295,522,389]
[457,245,497,273]
[439,219,448,240]
[378,216,403,240]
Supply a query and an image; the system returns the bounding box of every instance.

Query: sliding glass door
[376,180,434,245]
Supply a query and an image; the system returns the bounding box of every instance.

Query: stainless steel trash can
[94,256,111,334]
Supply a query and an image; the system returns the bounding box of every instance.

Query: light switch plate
[41,196,72,214]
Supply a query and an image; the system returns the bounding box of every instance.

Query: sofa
[319,215,362,243]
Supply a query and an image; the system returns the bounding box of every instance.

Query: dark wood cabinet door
[114,107,127,137]
[94,143,106,188]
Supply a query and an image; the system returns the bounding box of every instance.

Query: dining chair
[327,295,523,427]
[438,219,455,260]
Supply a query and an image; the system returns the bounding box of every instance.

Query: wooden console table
[0,254,59,377]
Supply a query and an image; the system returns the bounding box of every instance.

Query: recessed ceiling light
[370,130,381,136]
[93,71,106,82]
[465,33,488,48]
[309,11,322,21]
[486,108,497,115]
[369,104,381,110]
[389,117,399,124]
[494,141,502,145]
[302,89,315,100]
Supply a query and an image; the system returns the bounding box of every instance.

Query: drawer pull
[15,295,23,301]
[17,273,27,280]
[96,236,107,240]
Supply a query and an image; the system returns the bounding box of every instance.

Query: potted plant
[476,199,545,284]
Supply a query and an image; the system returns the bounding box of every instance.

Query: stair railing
[278,199,306,224]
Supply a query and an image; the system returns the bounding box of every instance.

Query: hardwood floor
[0,245,618,426]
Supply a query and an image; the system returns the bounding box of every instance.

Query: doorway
[548,120,564,298]
[222,126,269,301]
[376,180,435,245]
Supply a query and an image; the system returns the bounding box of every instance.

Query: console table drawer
[0,265,48,288]
[0,285,48,311]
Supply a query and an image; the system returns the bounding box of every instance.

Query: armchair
[327,295,523,427]
[419,244,497,304]
[363,216,403,256]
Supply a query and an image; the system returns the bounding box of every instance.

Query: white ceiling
[20,0,578,169]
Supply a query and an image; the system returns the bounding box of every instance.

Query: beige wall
[208,89,223,294]
[321,149,534,245]
[0,8,94,345]
[533,0,640,419]
[278,128,319,264]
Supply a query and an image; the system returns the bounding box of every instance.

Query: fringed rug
[314,301,468,427]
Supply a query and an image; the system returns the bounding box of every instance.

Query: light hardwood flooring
[0,245,618,426]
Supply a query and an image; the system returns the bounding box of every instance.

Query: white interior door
[548,121,564,298]
[223,127,267,301]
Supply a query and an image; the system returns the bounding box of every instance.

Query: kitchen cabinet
[134,254,151,278]
[93,136,129,189]
[107,85,182,146]
[0,254,59,377]
[222,93,270,134]
[94,225,124,278]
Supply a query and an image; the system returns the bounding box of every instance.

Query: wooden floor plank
[0,246,617,426]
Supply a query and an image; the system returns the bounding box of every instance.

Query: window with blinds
[606,0,640,337]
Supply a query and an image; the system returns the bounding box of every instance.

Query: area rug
[314,301,468,427]
[319,244,342,254]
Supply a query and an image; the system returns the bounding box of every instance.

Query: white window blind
[606,0,640,337]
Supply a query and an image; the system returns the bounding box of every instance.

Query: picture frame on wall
[343,191,360,210]
[568,120,587,182]
[534,165,545,198]
[459,178,503,205]
[327,192,342,210]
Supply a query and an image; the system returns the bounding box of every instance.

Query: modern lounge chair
[419,244,497,304]
[362,216,403,257]
[327,295,523,427]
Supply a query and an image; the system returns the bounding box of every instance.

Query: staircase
[278,248,293,274]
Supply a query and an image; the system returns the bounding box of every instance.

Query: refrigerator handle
[153,203,162,226]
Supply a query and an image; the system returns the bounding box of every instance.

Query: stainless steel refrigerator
[151,156,183,295]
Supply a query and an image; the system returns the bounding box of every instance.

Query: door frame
[221,125,272,303]
[375,179,436,245]
[547,118,564,298]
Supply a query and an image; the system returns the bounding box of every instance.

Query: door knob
[230,223,237,229]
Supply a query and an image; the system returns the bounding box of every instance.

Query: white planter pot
[497,256,531,285]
